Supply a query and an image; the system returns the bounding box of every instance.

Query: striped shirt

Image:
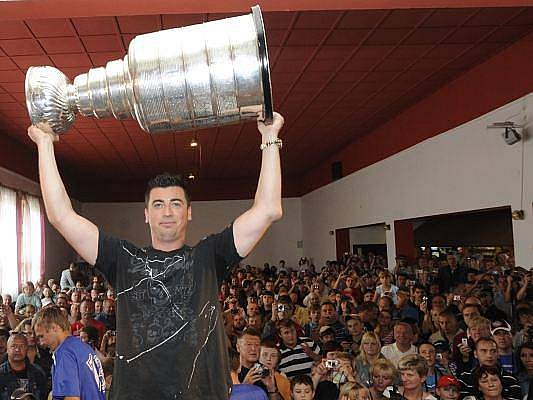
[278,337,320,378]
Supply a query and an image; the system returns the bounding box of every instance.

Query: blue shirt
[52,336,105,400]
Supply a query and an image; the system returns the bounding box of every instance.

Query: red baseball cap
[437,376,460,388]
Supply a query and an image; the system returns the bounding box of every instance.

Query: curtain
[0,186,18,298]
[20,194,43,286]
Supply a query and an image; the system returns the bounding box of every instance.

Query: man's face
[246,303,259,317]
[80,301,95,320]
[262,295,273,308]
[247,315,262,330]
[438,315,457,335]
[292,383,314,400]
[447,255,457,268]
[419,344,436,367]
[321,304,336,324]
[236,334,260,364]
[279,326,297,348]
[363,292,374,302]
[397,275,407,287]
[7,336,27,363]
[232,314,246,330]
[475,341,498,367]
[144,186,191,247]
[310,310,320,323]
[493,330,513,350]
[265,281,274,291]
[462,307,480,327]
[394,325,413,347]
[103,300,115,315]
[260,346,279,370]
[436,386,460,400]
[34,324,61,351]
[400,369,424,391]
[346,318,363,336]
[57,296,66,308]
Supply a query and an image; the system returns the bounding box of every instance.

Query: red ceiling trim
[301,31,533,194]
[2,1,533,20]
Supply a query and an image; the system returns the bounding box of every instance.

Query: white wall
[349,224,386,247]
[302,94,533,268]
[81,198,304,269]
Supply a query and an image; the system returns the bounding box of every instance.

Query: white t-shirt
[381,342,417,367]
[375,284,399,304]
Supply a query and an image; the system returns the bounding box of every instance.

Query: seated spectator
[338,381,372,400]
[248,314,265,333]
[381,322,418,367]
[429,308,462,345]
[0,329,9,364]
[375,310,395,346]
[14,282,41,316]
[60,262,77,291]
[232,328,278,398]
[318,326,336,347]
[290,374,314,400]
[357,302,379,331]
[374,270,399,304]
[100,329,117,358]
[463,365,509,400]
[397,354,437,400]
[80,326,106,362]
[395,288,420,323]
[454,315,491,371]
[490,320,517,374]
[70,299,106,344]
[354,332,383,387]
[277,319,320,378]
[12,318,52,378]
[0,333,47,400]
[320,301,346,342]
[419,342,446,394]
[435,375,460,400]
[344,315,365,355]
[263,296,304,341]
[303,304,320,342]
[433,340,456,377]
[457,337,521,399]
[517,342,533,396]
[259,340,290,400]
[369,359,402,400]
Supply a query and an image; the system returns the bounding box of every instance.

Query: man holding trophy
[25,5,283,400]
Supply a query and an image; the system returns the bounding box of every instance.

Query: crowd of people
[221,251,532,400]
[0,250,531,400]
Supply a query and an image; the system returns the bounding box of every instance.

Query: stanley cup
[25,5,273,134]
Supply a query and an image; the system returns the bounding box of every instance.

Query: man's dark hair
[290,374,314,391]
[145,173,190,206]
[0,328,9,340]
[276,318,296,332]
[439,308,457,320]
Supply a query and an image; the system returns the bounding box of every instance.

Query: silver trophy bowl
[25,5,272,134]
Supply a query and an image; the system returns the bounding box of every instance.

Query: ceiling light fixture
[188,173,195,180]
[190,138,198,147]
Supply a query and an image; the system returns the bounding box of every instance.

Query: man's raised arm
[28,125,99,265]
[233,112,284,258]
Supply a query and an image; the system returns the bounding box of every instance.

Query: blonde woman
[354,331,383,387]
[369,359,405,400]
[339,382,373,400]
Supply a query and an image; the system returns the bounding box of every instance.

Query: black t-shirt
[95,224,242,400]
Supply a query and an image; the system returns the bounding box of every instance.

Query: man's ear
[187,205,192,221]
[144,208,149,224]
